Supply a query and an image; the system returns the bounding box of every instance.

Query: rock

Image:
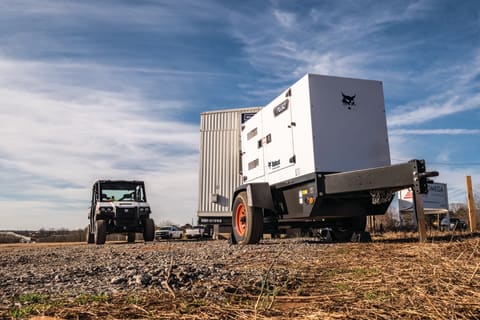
[131,273,151,286]
[110,276,127,285]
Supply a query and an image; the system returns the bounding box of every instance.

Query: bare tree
[156,220,178,228]
[451,203,468,220]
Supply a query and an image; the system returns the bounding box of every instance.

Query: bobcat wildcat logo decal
[341,92,356,110]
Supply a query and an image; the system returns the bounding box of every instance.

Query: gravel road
[0,240,298,305]
[1,236,480,319]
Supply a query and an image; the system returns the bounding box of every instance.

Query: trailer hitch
[419,171,439,180]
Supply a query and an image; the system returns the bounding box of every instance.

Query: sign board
[398,182,448,213]
[241,112,257,124]
[198,217,232,225]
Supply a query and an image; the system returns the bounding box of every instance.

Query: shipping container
[197,107,261,226]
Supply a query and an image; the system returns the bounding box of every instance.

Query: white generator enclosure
[242,74,390,185]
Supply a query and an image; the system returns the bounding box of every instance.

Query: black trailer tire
[86,225,94,244]
[127,232,136,243]
[232,191,263,244]
[332,216,366,242]
[143,218,155,242]
[332,224,353,241]
[95,220,107,245]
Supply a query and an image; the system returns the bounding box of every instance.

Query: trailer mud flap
[245,183,275,210]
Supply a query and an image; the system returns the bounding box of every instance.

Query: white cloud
[273,9,296,28]
[0,0,224,32]
[432,168,480,203]
[388,132,480,204]
[390,129,480,135]
[0,201,69,230]
[221,0,445,101]
[387,50,480,128]
[0,56,200,229]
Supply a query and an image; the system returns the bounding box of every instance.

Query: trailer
[198,74,438,244]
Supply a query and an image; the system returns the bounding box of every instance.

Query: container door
[262,98,295,179]
[241,112,265,182]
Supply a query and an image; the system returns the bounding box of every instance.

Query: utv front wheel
[127,232,136,243]
[143,218,155,242]
[232,192,263,244]
[95,220,107,245]
[86,225,94,244]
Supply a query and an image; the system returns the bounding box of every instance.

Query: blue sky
[0,0,478,230]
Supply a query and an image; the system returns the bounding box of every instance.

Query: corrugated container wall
[197,107,261,222]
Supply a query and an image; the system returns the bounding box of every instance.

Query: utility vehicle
[86,180,155,244]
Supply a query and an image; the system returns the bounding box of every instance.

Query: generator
[198,74,438,244]
[197,74,438,244]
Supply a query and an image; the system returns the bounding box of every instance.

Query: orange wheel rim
[235,203,247,236]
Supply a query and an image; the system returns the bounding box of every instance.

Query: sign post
[413,190,427,242]
[466,176,477,233]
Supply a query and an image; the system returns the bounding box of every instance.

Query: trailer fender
[233,183,275,211]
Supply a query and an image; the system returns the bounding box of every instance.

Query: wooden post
[466,176,477,233]
[370,216,376,234]
[413,190,427,242]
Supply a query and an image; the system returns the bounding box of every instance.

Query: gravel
[0,239,308,305]
[1,236,479,319]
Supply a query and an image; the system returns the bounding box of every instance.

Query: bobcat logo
[341,92,356,110]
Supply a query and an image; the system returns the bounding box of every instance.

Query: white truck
[156,226,183,240]
[198,73,437,244]
[185,226,208,239]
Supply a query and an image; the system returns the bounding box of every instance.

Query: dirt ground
[1,232,480,319]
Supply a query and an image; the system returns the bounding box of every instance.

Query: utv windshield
[100,183,146,202]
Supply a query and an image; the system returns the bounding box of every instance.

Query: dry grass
[4,233,480,319]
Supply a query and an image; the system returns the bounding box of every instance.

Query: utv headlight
[139,207,150,213]
[100,207,113,213]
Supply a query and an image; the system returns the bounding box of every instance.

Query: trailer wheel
[332,216,366,241]
[86,224,94,244]
[232,192,263,244]
[143,218,155,242]
[127,232,136,243]
[95,220,107,245]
